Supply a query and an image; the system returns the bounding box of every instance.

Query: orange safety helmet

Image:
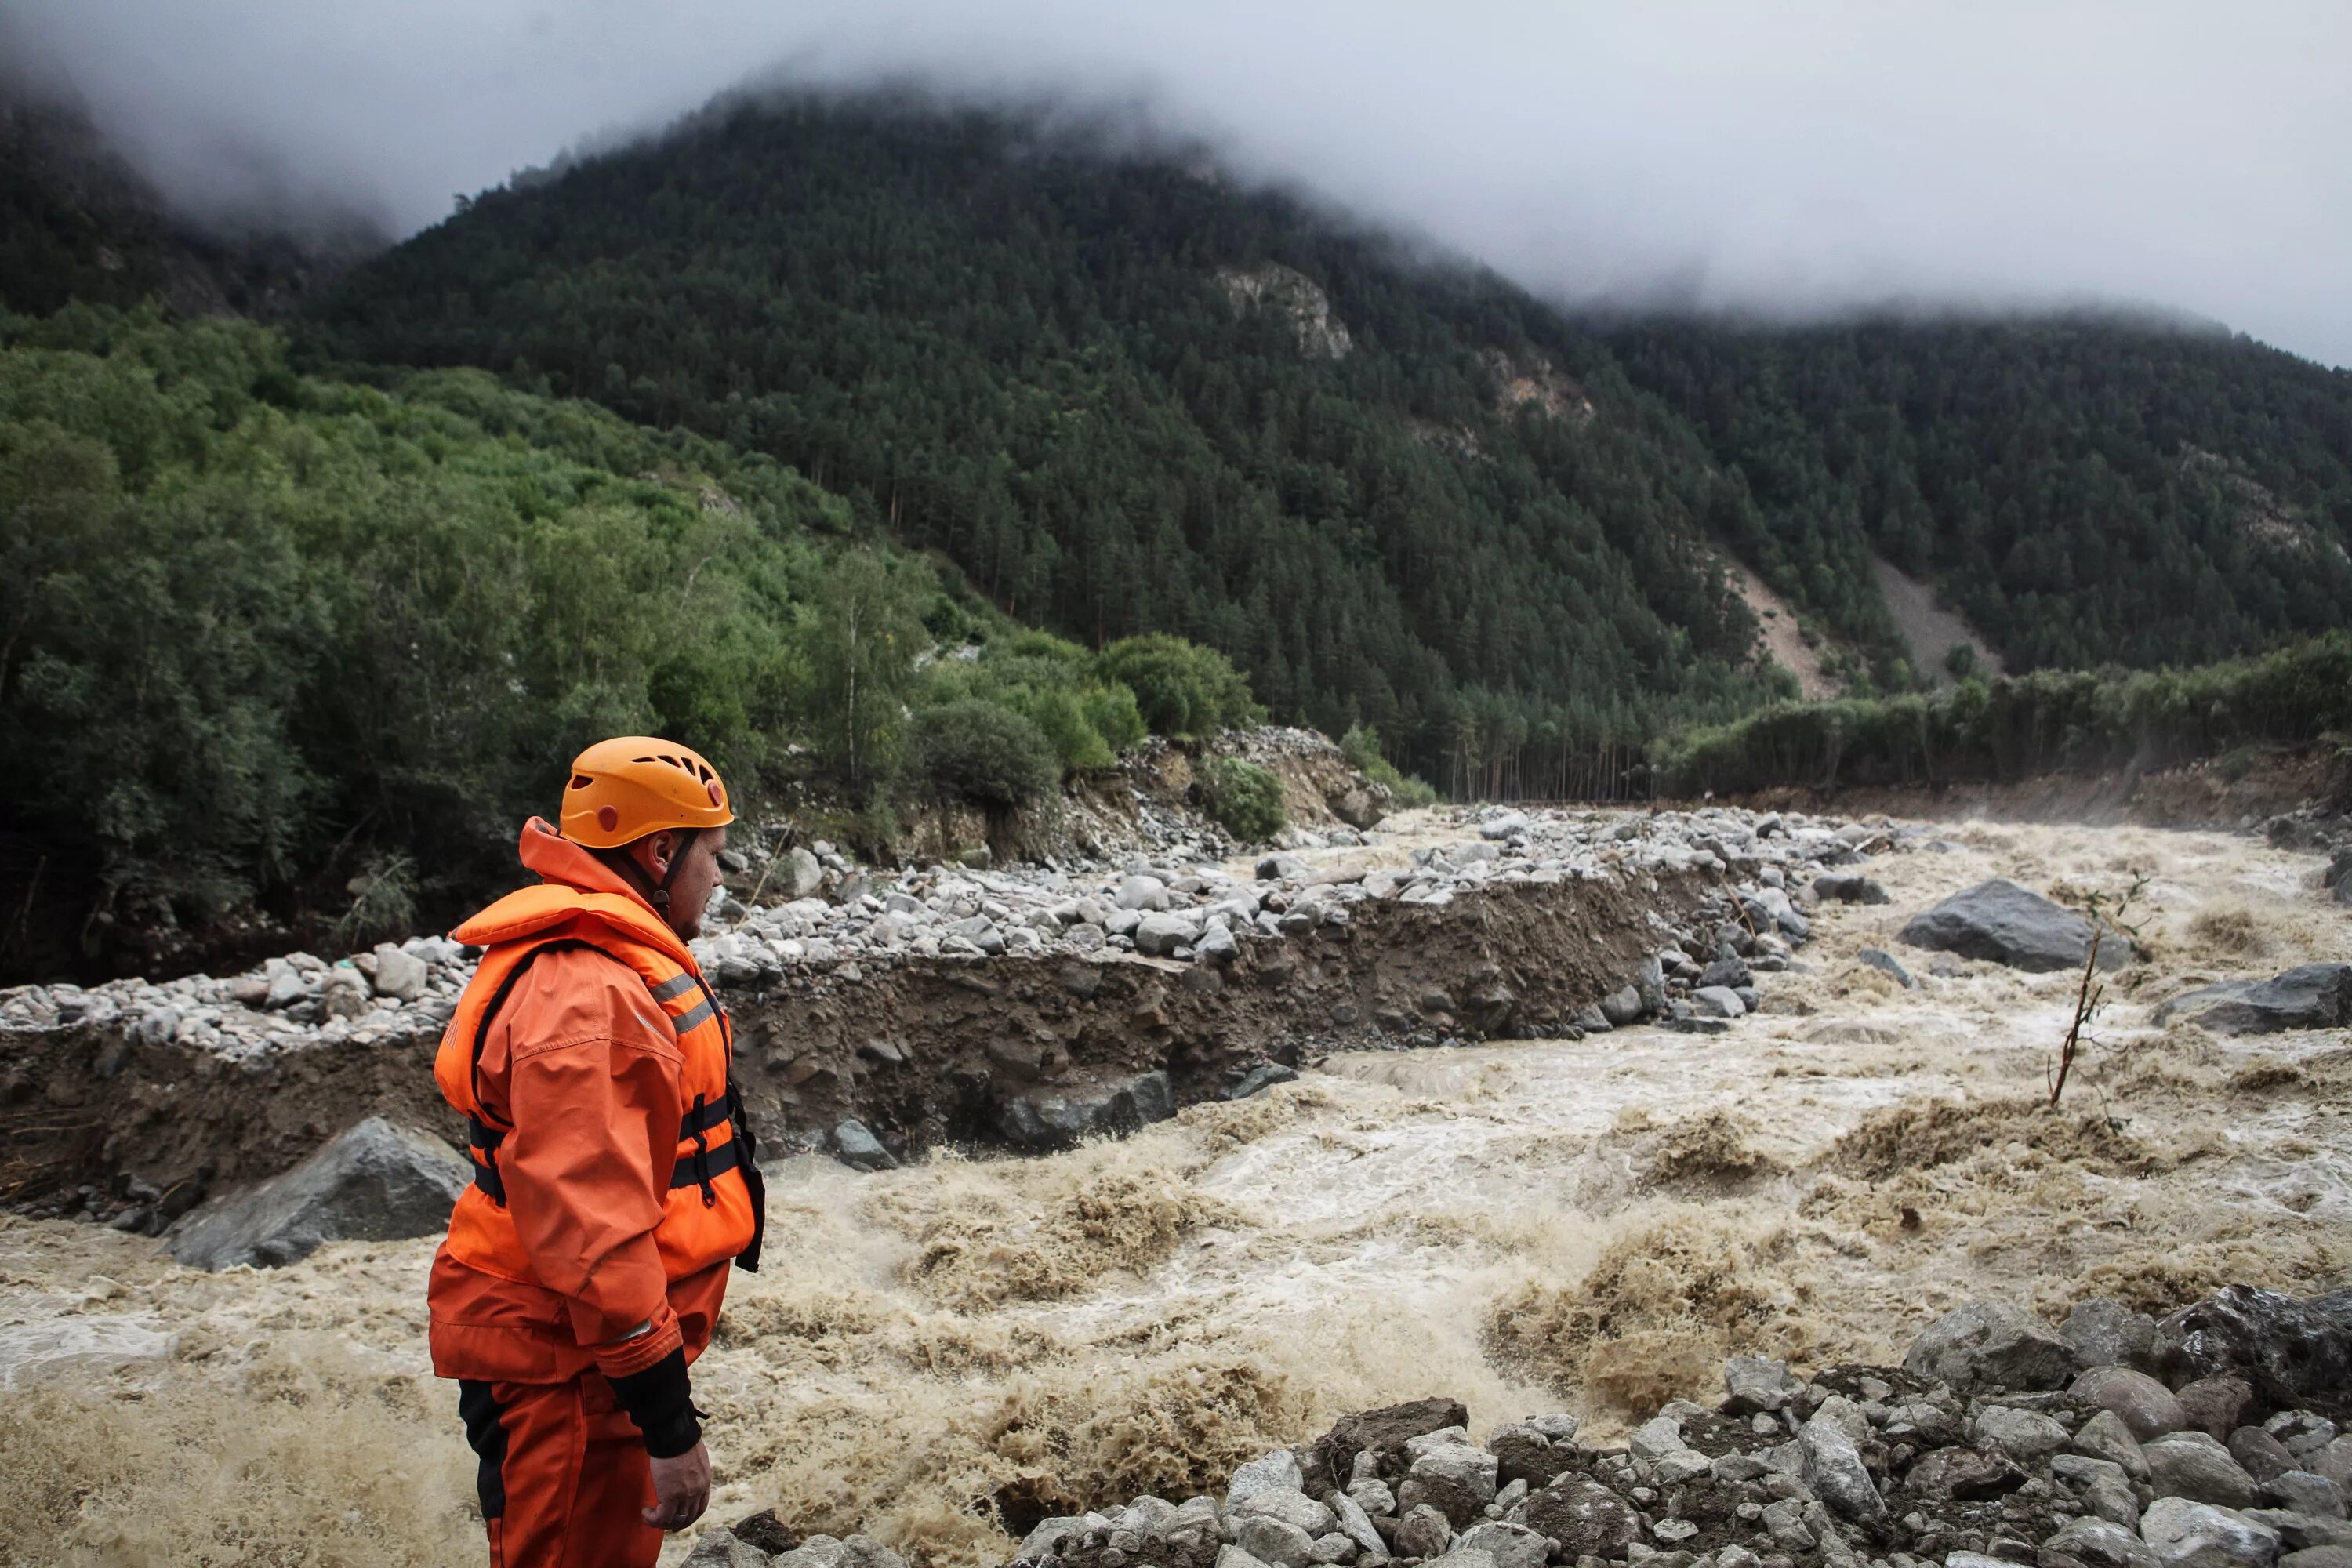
[560,736,735,848]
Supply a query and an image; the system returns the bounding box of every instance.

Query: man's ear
[648,829,676,875]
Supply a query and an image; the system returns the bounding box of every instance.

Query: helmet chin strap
[596,828,699,917]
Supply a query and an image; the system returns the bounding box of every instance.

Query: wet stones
[2066,1299,2162,1373]
[2154,1287,2352,1402]
[1897,879,2131,973]
[2145,1434,2262,1509]
[830,1119,899,1171]
[1312,1396,1468,1487]
[1512,1475,1639,1559]
[2140,1497,2283,1568]
[169,1116,470,1270]
[2074,1367,2190,1441]
[1723,1355,1800,1415]
[1397,1431,1498,1527]
[1799,1414,1889,1523]
[1906,1299,2078,1393]
[2154,964,2352,1035]
[2046,1518,2165,1568]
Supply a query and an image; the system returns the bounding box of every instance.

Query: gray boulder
[1800,1415,1889,1522]
[170,1117,467,1269]
[2234,1430,2303,1485]
[2067,1298,2161,1371]
[1457,1523,1548,1568]
[2266,1475,2348,1522]
[1906,1299,2077,1392]
[1815,874,1892,906]
[2141,1498,2281,1568]
[2155,1288,2352,1401]
[1692,985,1747,1018]
[371,943,430,1001]
[2075,1410,2156,1481]
[1116,875,1173,913]
[1512,1475,1639,1559]
[2147,1433,2262,1509]
[831,1119,899,1172]
[1233,1515,1315,1568]
[995,1071,1176,1152]
[2076,1367,2190,1440]
[2155,966,2352,1035]
[785,847,825,900]
[1134,913,1201,957]
[2045,1518,2164,1568]
[1599,986,1644,1026]
[1233,1489,1336,1538]
[1399,1439,1498,1528]
[1724,1355,1800,1414]
[682,1528,773,1567]
[1976,1405,2072,1464]
[1898,879,2131,972]
[1229,1450,1308,1515]
[1225,1062,1299,1101]
[1392,1505,1455,1560]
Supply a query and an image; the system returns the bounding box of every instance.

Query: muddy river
[3,815,2345,1566]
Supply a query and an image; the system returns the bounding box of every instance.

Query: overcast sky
[8,0,2348,365]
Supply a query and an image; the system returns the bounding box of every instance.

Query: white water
[4,815,2347,1566]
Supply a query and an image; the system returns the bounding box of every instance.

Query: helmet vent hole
[569,775,593,789]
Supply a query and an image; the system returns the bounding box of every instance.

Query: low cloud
[7,0,2347,364]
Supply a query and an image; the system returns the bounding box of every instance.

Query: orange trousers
[459,1375,664,1568]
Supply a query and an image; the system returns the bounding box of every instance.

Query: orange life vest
[433,884,762,1283]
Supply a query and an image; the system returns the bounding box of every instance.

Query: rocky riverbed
[2,808,2348,1566]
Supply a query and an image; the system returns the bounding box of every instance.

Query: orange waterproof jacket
[427,818,762,1387]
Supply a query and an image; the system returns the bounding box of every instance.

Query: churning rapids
[3,813,2347,1566]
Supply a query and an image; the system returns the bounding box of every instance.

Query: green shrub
[911,699,1062,808]
[1098,633,1259,738]
[1080,684,1147,755]
[1650,633,2352,796]
[1014,687,1116,772]
[1340,722,1439,808]
[1197,756,1287,842]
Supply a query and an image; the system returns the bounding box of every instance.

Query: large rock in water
[2153,1287,2352,1399]
[1899,879,2130,972]
[2153,965,2352,1035]
[169,1117,468,1269]
[1904,1299,2076,1392]
[994,1071,1176,1152]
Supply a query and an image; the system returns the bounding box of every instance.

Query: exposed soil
[1,866,1714,1214]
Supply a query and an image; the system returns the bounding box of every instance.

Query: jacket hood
[448,818,689,960]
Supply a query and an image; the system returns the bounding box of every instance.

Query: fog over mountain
[5,0,2347,365]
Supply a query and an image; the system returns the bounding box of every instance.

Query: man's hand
[644,1440,712,1530]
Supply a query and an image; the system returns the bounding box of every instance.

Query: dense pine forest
[307,92,2352,782]
[1608,319,2352,670]
[305,96,1798,786]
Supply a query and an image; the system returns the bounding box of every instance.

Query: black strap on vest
[463,936,765,1273]
[472,1136,742,1204]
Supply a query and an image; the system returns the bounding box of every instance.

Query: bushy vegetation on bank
[1650,633,2352,797]
[0,308,1249,969]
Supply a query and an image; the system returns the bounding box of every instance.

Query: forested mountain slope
[1607,318,2352,671]
[309,93,2352,771]
[307,95,1794,779]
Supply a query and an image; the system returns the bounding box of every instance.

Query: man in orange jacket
[429,737,765,1566]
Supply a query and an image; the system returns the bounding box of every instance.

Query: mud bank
[1,864,1715,1218]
